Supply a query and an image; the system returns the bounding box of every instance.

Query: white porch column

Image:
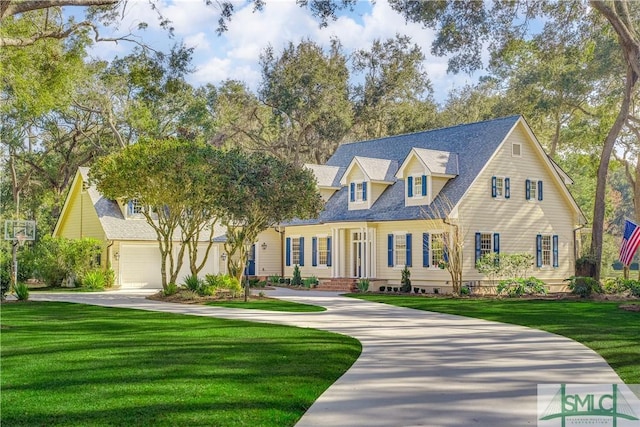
[371,228,377,278]
[339,228,346,277]
[331,228,337,278]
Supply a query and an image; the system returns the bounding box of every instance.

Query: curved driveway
[31,288,621,426]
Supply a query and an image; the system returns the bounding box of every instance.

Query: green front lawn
[205,298,326,312]
[350,295,640,384]
[1,302,360,426]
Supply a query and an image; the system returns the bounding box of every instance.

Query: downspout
[106,240,114,269]
[275,225,285,278]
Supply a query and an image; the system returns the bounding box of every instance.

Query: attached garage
[120,244,163,289]
[119,243,221,289]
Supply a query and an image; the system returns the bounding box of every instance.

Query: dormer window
[350,181,367,203]
[127,199,143,216]
[408,175,427,198]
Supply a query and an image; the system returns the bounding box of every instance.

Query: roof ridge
[339,115,522,147]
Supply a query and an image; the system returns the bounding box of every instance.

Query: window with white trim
[413,176,423,198]
[127,199,143,216]
[355,182,365,202]
[431,233,445,267]
[541,235,551,267]
[480,233,493,257]
[292,237,301,265]
[395,234,407,266]
[530,179,538,201]
[317,237,328,266]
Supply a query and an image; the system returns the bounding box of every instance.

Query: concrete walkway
[30,288,622,426]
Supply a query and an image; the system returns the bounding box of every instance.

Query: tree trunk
[590,66,637,281]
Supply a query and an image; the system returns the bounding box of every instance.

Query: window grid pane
[395,235,406,266]
[413,176,422,198]
[542,235,551,266]
[495,178,504,197]
[292,238,300,265]
[356,183,364,201]
[480,233,492,256]
[530,180,537,200]
[318,237,328,265]
[431,233,444,267]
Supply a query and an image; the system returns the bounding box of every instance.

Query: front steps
[315,278,358,292]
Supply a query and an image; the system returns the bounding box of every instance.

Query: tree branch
[0,0,118,21]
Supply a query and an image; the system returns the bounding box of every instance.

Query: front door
[244,244,256,276]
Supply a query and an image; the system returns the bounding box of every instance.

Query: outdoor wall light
[221,252,227,261]
[114,252,119,261]
[261,242,268,250]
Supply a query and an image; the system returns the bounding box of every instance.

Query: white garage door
[120,245,163,289]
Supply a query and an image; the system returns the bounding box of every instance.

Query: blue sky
[89,0,482,104]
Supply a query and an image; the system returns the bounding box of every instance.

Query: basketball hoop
[15,233,27,247]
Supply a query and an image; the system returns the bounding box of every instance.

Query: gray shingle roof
[287,115,521,225]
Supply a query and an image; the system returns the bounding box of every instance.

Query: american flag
[619,220,640,266]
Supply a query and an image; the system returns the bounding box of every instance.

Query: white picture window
[413,176,423,198]
[355,182,364,202]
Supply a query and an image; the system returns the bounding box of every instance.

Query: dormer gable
[339,156,397,210]
[395,148,459,206]
[304,164,343,202]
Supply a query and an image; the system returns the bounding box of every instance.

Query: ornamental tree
[90,138,222,290]
[215,149,323,299]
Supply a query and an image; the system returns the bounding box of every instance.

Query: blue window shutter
[407,176,413,197]
[350,183,355,202]
[526,179,531,200]
[406,233,412,267]
[536,234,542,267]
[312,237,317,267]
[299,237,305,266]
[553,235,559,267]
[493,233,500,254]
[387,234,394,267]
[327,237,332,267]
[422,175,427,196]
[475,232,481,265]
[505,178,510,199]
[443,245,449,263]
[285,238,291,267]
[422,233,430,267]
[362,181,367,201]
[538,181,543,201]
[491,176,497,198]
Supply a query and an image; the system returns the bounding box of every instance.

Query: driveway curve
[31,288,622,426]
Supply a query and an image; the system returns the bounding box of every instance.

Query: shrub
[379,285,385,292]
[357,279,370,292]
[303,276,318,288]
[460,286,470,296]
[104,269,115,288]
[497,277,546,297]
[268,275,281,284]
[163,283,178,296]
[14,282,29,301]
[33,236,102,287]
[602,278,640,296]
[566,276,602,298]
[183,274,203,292]
[204,274,242,294]
[81,269,106,290]
[400,266,411,293]
[291,265,303,287]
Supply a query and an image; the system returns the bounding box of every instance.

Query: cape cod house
[55,116,584,292]
[257,115,585,292]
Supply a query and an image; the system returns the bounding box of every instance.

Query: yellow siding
[319,188,337,202]
[431,177,448,199]
[255,228,283,277]
[55,173,108,268]
[371,182,387,204]
[374,220,451,287]
[457,121,577,283]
